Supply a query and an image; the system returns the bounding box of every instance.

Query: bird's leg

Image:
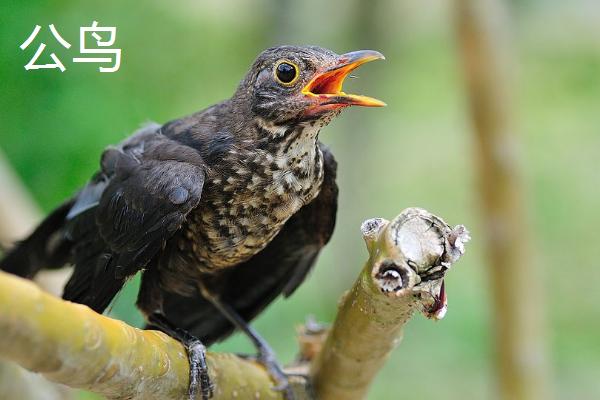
[148,313,213,400]
[197,284,294,399]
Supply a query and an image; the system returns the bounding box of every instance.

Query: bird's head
[233,45,385,128]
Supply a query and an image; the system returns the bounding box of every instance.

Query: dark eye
[274,61,299,85]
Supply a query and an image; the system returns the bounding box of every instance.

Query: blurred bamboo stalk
[0,148,71,296]
[454,1,551,399]
[0,148,42,248]
[0,149,74,399]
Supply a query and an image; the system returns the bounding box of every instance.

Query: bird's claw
[187,339,214,400]
[257,349,296,400]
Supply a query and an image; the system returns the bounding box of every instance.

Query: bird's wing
[154,143,338,344]
[63,126,206,312]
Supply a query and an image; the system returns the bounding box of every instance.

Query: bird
[0,45,385,399]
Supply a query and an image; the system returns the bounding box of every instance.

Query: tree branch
[310,208,469,399]
[0,270,303,400]
[0,207,469,400]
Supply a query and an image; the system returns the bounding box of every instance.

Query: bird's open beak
[302,50,386,109]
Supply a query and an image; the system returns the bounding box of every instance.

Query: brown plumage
[0,45,384,399]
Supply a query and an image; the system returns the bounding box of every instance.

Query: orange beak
[302,50,386,109]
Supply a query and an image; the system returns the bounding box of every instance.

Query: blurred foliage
[1,0,599,399]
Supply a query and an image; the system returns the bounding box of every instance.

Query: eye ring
[274,60,299,86]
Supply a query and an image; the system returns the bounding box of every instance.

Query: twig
[310,208,470,400]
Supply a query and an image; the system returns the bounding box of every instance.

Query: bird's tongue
[302,69,386,107]
[307,67,351,95]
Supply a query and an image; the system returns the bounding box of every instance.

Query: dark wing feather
[63,129,206,312]
[155,144,338,345]
[0,199,75,278]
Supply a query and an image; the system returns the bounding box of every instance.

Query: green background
[1,0,599,398]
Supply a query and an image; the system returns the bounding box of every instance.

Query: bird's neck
[216,102,325,195]
[254,116,320,147]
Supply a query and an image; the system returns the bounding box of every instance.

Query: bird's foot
[147,313,213,400]
[186,339,214,400]
[256,346,295,400]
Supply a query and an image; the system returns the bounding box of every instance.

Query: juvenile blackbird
[0,45,385,399]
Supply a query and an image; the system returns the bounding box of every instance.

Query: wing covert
[63,131,206,311]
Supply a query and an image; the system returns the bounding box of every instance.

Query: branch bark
[310,208,469,400]
[0,208,469,400]
[0,269,307,400]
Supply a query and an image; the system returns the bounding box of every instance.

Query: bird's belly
[181,138,325,270]
[184,184,320,270]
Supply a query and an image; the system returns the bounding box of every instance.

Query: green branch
[310,208,469,399]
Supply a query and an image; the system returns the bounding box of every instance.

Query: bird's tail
[0,200,74,278]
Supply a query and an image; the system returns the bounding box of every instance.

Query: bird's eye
[274,61,299,85]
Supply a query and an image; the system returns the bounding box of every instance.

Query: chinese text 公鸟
[20,21,121,73]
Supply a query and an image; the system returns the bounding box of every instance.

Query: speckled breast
[182,143,324,270]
